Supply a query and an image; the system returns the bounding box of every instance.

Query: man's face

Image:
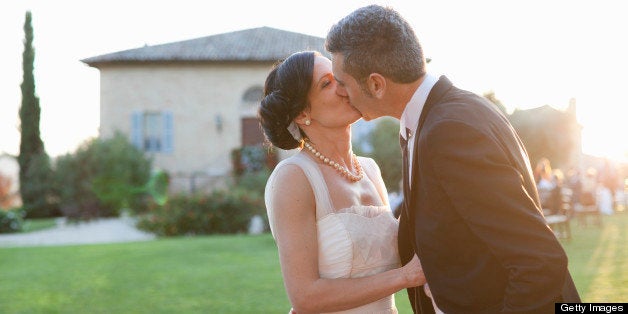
[331,53,380,121]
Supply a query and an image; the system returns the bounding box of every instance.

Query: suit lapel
[403,75,453,213]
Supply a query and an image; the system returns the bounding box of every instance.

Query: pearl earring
[305,120,311,126]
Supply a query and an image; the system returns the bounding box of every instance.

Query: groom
[326,5,580,313]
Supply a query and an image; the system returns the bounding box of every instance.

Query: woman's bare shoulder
[267,156,314,202]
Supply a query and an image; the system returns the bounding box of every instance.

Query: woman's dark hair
[258,51,317,150]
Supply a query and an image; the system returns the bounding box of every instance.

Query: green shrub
[231,145,277,176]
[353,117,402,192]
[136,188,265,236]
[53,132,152,220]
[0,208,25,233]
[232,169,271,196]
[21,153,59,218]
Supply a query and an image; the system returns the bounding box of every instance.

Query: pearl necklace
[304,141,363,182]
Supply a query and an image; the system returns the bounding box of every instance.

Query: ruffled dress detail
[266,153,400,313]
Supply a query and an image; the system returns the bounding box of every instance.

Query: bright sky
[1,0,626,162]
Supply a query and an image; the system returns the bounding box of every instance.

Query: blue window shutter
[131,111,143,150]
[162,111,173,153]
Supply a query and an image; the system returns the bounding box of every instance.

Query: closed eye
[334,76,345,87]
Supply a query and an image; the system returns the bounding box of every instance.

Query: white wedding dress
[266,153,400,313]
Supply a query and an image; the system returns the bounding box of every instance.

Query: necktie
[400,127,421,311]
[399,128,411,195]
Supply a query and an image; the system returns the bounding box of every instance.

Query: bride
[259,51,424,313]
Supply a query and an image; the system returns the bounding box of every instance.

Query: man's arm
[426,119,567,312]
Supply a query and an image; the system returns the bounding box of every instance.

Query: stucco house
[82,27,328,193]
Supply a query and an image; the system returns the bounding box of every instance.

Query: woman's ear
[294,111,311,126]
[366,73,386,98]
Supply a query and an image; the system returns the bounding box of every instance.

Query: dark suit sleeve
[425,119,567,312]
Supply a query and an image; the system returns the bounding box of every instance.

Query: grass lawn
[1,213,626,313]
[560,211,628,302]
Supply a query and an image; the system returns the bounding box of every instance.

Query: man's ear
[367,73,386,98]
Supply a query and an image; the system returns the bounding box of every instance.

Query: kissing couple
[260,4,580,313]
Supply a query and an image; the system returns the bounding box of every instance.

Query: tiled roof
[82,27,327,67]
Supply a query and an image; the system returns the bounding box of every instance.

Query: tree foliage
[54,133,153,220]
[18,11,54,217]
[483,90,579,169]
[359,118,403,192]
[351,96,579,194]
[18,11,44,176]
[23,154,58,218]
[509,105,579,169]
[483,90,508,115]
[0,208,24,234]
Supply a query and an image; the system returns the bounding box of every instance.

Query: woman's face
[306,55,361,128]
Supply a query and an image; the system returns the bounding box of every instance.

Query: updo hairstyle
[258,51,317,150]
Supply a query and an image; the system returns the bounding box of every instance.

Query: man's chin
[350,105,365,117]
[353,110,372,121]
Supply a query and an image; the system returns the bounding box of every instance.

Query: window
[242,86,263,102]
[131,110,173,153]
[143,112,162,151]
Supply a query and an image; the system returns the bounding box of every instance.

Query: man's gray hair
[325,5,425,85]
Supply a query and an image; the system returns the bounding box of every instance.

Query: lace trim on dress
[333,204,390,217]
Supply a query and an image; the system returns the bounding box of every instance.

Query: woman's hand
[401,254,426,287]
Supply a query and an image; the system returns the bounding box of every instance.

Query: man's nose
[335,85,347,97]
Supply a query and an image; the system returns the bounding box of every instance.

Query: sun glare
[579,113,628,163]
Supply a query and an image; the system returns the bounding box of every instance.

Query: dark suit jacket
[398,76,580,313]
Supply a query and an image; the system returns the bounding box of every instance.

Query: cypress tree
[18,11,50,216]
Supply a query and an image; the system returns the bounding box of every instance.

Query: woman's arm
[267,164,425,313]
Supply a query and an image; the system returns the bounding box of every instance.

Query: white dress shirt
[399,73,439,187]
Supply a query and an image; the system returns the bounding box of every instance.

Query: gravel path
[0,217,156,247]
